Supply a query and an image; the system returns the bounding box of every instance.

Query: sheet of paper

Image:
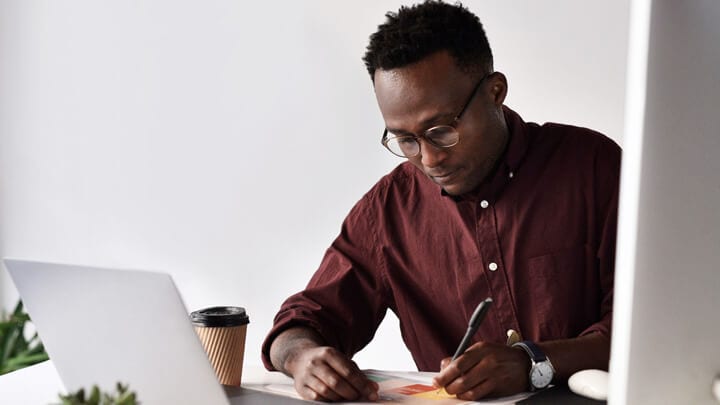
[243,369,533,404]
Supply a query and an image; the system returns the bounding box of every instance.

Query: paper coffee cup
[191,306,250,386]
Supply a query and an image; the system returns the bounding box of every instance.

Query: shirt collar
[441,105,530,202]
[502,105,530,175]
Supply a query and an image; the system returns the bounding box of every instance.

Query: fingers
[440,357,451,370]
[443,357,493,396]
[432,356,464,388]
[293,346,378,402]
[297,373,343,402]
[433,342,528,400]
[297,368,360,402]
[325,353,379,400]
[455,378,494,401]
[434,352,488,394]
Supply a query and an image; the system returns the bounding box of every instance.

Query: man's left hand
[432,341,530,400]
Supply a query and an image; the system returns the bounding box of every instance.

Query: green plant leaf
[89,385,101,405]
[57,383,140,405]
[26,341,47,355]
[1,325,21,365]
[2,351,49,373]
[11,300,23,318]
[0,300,49,376]
[0,327,9,364]
[74,387,86,401]
[116,392,137,405]
[11,324,29,354]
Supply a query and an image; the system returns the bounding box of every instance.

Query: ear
[488,72,508,106]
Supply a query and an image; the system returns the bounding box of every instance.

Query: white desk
[0,360,601,404]
[0,361,64,403]
[0,360,293,404]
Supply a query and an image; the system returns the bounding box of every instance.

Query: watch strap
[512,340,547,362]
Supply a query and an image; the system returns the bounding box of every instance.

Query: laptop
[4,259,305,405]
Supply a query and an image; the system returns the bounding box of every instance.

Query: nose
[418,138,449,168]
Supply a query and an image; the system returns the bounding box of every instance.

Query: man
[262,1,619,401]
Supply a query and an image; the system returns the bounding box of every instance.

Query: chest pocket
[521,244,596,339]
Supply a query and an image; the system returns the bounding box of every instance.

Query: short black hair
[362,1,493,81]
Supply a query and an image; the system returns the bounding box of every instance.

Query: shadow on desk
[519,384,605,404]
[225,386,310,404]
[226,383,605,404]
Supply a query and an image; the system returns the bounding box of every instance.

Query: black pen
[451,297,493,361]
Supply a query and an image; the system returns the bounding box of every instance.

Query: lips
[429,170,457,185]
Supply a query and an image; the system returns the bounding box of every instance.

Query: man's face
[374,51,509,196]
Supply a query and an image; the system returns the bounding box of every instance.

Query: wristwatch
[512,341,555,391]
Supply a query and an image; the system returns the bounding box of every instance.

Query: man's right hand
[269,327,379,402]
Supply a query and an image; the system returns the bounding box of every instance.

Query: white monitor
[610,0,720,403]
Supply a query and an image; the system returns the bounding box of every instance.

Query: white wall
[0,0,629,371]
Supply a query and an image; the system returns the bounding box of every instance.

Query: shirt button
[480,200,489,209]
[488,262,498,271]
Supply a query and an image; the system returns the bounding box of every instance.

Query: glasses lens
[385,136,419,157]
[425,126,459,147]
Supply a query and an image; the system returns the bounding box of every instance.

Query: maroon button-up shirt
[262,106,620,372]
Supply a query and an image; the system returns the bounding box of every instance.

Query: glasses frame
[381,73,490,158]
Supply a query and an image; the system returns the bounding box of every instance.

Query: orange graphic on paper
[389,384,435,395]
[388,384,457,399]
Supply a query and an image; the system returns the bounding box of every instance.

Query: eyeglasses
[380,74,489,158]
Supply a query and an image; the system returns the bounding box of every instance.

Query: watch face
[530,361,554,389]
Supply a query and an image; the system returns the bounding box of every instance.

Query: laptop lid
[4,259,229,405]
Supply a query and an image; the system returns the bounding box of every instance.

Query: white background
[0,0,629,371]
